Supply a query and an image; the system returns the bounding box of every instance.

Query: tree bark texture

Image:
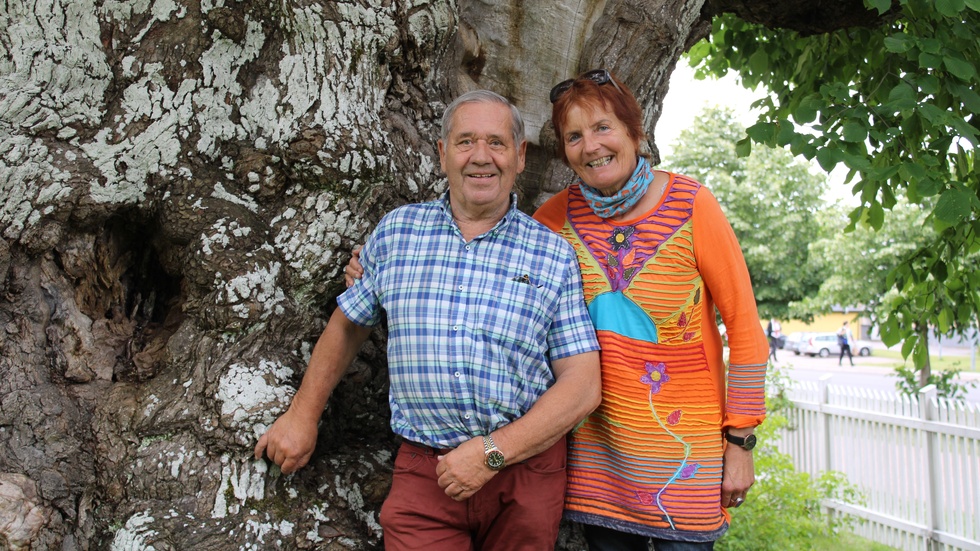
[0,0,868,548]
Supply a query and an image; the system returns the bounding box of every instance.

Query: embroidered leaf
[636,491,655,505]
[624,267,638,280]
[683,331,696,341]
[623,247,636,267]
[679,462,700,480]
[667,409,682,425]
[678,311,688,327]
[694,288,701,304]
[607,253,619,268]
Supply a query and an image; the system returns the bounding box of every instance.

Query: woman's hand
[344,245,364,287]
[721,435,755,508]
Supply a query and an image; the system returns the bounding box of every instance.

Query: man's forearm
[289,309,373,421]
[491,351,601,464]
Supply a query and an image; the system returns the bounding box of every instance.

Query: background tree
[800,200,980,398]
[692,0,980,384]
[796,199,932,318]
[0,0,900,548]
[662,106,828,320]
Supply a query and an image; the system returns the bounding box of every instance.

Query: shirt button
[454,371,461,377]
[464,413,471,420]
[453,325,458,331]
[458,285,464,291]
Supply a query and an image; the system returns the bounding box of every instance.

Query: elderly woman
[534,69,768,550]
[346,70,768,550]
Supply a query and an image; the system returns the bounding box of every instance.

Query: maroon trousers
[379,436,567,550]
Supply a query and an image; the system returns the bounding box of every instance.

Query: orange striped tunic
[534,172,768,540]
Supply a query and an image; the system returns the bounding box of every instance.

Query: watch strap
[483,434,506,470]
[724,431,756,450]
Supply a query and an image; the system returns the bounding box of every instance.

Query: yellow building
[776,309,871,340]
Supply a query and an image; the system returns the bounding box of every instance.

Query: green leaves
[735,137,752,157]
[884,33,913,53]
[936,0,967,17]
[943,52,977,81]
[792,95,821,124]
[866,0,893,15]
[841,120,868,143]
[933,188,973,224]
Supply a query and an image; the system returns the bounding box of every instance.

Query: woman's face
[560,101,639,195]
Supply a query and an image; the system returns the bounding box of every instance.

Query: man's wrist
[482,434,506,471]
[287,392,327,425]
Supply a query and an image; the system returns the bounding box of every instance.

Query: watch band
[724,431,757,451]
[483,434,506,470]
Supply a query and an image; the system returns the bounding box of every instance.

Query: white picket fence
[773,374,980,551]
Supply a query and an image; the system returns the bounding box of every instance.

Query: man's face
[438,101,526,220]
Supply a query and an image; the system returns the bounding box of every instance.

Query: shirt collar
[438,191,518,239]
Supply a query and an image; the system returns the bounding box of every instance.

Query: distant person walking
[838,321,855,366]
[767,318,782,362]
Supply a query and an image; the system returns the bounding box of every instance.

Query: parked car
[798,332,873,357]
[784,332,811,355]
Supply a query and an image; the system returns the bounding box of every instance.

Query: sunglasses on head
[549,69,623,103]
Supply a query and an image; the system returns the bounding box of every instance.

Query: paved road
[770,343,980,404]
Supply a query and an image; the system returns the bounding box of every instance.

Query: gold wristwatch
[483,434,506,471]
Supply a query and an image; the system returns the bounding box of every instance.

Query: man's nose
[471,139,492,161]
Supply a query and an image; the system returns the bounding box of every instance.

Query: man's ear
[516,140,527,174]
[437,139,447,173]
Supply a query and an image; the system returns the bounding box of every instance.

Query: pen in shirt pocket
[511,274,543,288]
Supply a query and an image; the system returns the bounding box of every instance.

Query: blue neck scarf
[577,157,653,219]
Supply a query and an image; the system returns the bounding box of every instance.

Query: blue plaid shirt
[338,192,599,448]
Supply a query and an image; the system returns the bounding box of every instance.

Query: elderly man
[255,90,601,550]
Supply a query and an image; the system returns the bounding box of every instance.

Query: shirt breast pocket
[474,276,553,345]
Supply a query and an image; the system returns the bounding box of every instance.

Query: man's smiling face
[438,101,526,220]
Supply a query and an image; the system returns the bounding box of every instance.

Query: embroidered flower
[679,462,700,480]
[640,362,669,393]
[667,409,682,425]
[606,226,635,251]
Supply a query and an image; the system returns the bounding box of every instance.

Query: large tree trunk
[0,0,872,548]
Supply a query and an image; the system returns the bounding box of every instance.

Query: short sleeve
[545,245,600,361]
[336,223,386,327]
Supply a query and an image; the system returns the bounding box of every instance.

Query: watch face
[486,450,506,470]
[743,434,757,451]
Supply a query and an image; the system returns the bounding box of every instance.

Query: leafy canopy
[691,0,980,369]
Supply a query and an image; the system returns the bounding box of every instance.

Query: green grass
[872,348,980,372]
[811,531,898,551]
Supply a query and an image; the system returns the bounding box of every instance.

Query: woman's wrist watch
[483,434,506,470]
[724,432,757,451]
